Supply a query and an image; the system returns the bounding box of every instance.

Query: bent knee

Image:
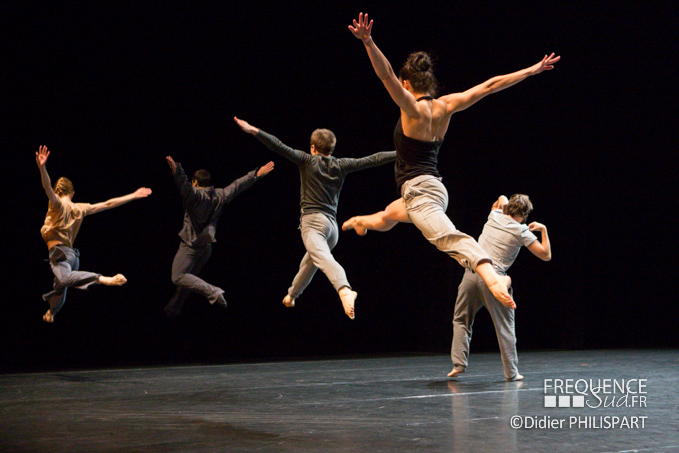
[54,273,80,287]
[54,276,71,287]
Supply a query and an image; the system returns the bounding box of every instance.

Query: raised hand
[36,145,50,167]
[348,12,373,42]
[134,187,153,198]
[528,221,546,232]
[166,156,177,175]
[257,161,275,177]
[233,116,259,135]
[529,53,561,75]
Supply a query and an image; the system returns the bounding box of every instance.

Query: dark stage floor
[1,350,676,452]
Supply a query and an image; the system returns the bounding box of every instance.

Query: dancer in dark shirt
[164,156,274,318]
[235,117,396,319]
[344,12,559,308]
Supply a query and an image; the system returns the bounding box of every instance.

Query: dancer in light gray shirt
[164,156,274,318]
[449,194,552,381]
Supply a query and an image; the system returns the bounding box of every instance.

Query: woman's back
[400,97,453,143]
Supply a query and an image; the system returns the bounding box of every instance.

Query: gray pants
[288,212,351,299]
[451,270,518,379]
[165,241,224,316]
[43,245,101,315]
[402,175,490,271]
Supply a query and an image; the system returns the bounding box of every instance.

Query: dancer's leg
[169,242,225,309]
[42,246,103,322]
[342,198,410,236]
[482,280,519,380]
[300,213,354,319]
[166,241,214,316]
[449,271,483,377]
[285,251,319,307]
[403,176,515,308]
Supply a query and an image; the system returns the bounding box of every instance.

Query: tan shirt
[40,198,92,249]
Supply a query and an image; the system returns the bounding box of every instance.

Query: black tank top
[393,96,444,193]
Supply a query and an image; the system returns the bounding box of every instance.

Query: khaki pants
[402,175,490,271]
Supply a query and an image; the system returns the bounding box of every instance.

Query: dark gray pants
[43,245,101,315]
[451,270,518,379]
[165,241,224,316]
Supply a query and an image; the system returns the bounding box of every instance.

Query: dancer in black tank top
[344,12,559,311]
[393,96,443,192]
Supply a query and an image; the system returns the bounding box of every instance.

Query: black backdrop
[2,1,676,372]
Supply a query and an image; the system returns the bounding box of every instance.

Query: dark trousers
[165,242,223,316]
[43,245,100,315]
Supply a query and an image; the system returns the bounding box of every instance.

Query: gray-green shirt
[256,130,396,219]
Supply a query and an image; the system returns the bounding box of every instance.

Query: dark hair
[192,169,211,187]
[54,177,74,197]
[398,51,439,96]
[310,129,337,156]
[503,194,533,220]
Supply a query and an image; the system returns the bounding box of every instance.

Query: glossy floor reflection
[1,350,677,452]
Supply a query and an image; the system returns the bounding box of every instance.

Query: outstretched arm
[527,222,552,261]
[36,145,60,204]
[88,187,152,215]
[221,161,274,204]
[234,116,312,166]
[166,156,197,204]
[349,13,420,118]
[441,53,561,114]
[342,151,397,173]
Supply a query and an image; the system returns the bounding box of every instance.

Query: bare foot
[99,274,128,286]
[447,368,465,378]
[489,275,515,309]
[342,217,367,236]
[42,309,54,323]
[506,373,524,382]
[338,288,357,319]
[282,294,295,308]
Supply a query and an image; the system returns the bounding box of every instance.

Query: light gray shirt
[478,209,537,273]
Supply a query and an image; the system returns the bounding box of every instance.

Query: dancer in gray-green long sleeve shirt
[235,116,396,319]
